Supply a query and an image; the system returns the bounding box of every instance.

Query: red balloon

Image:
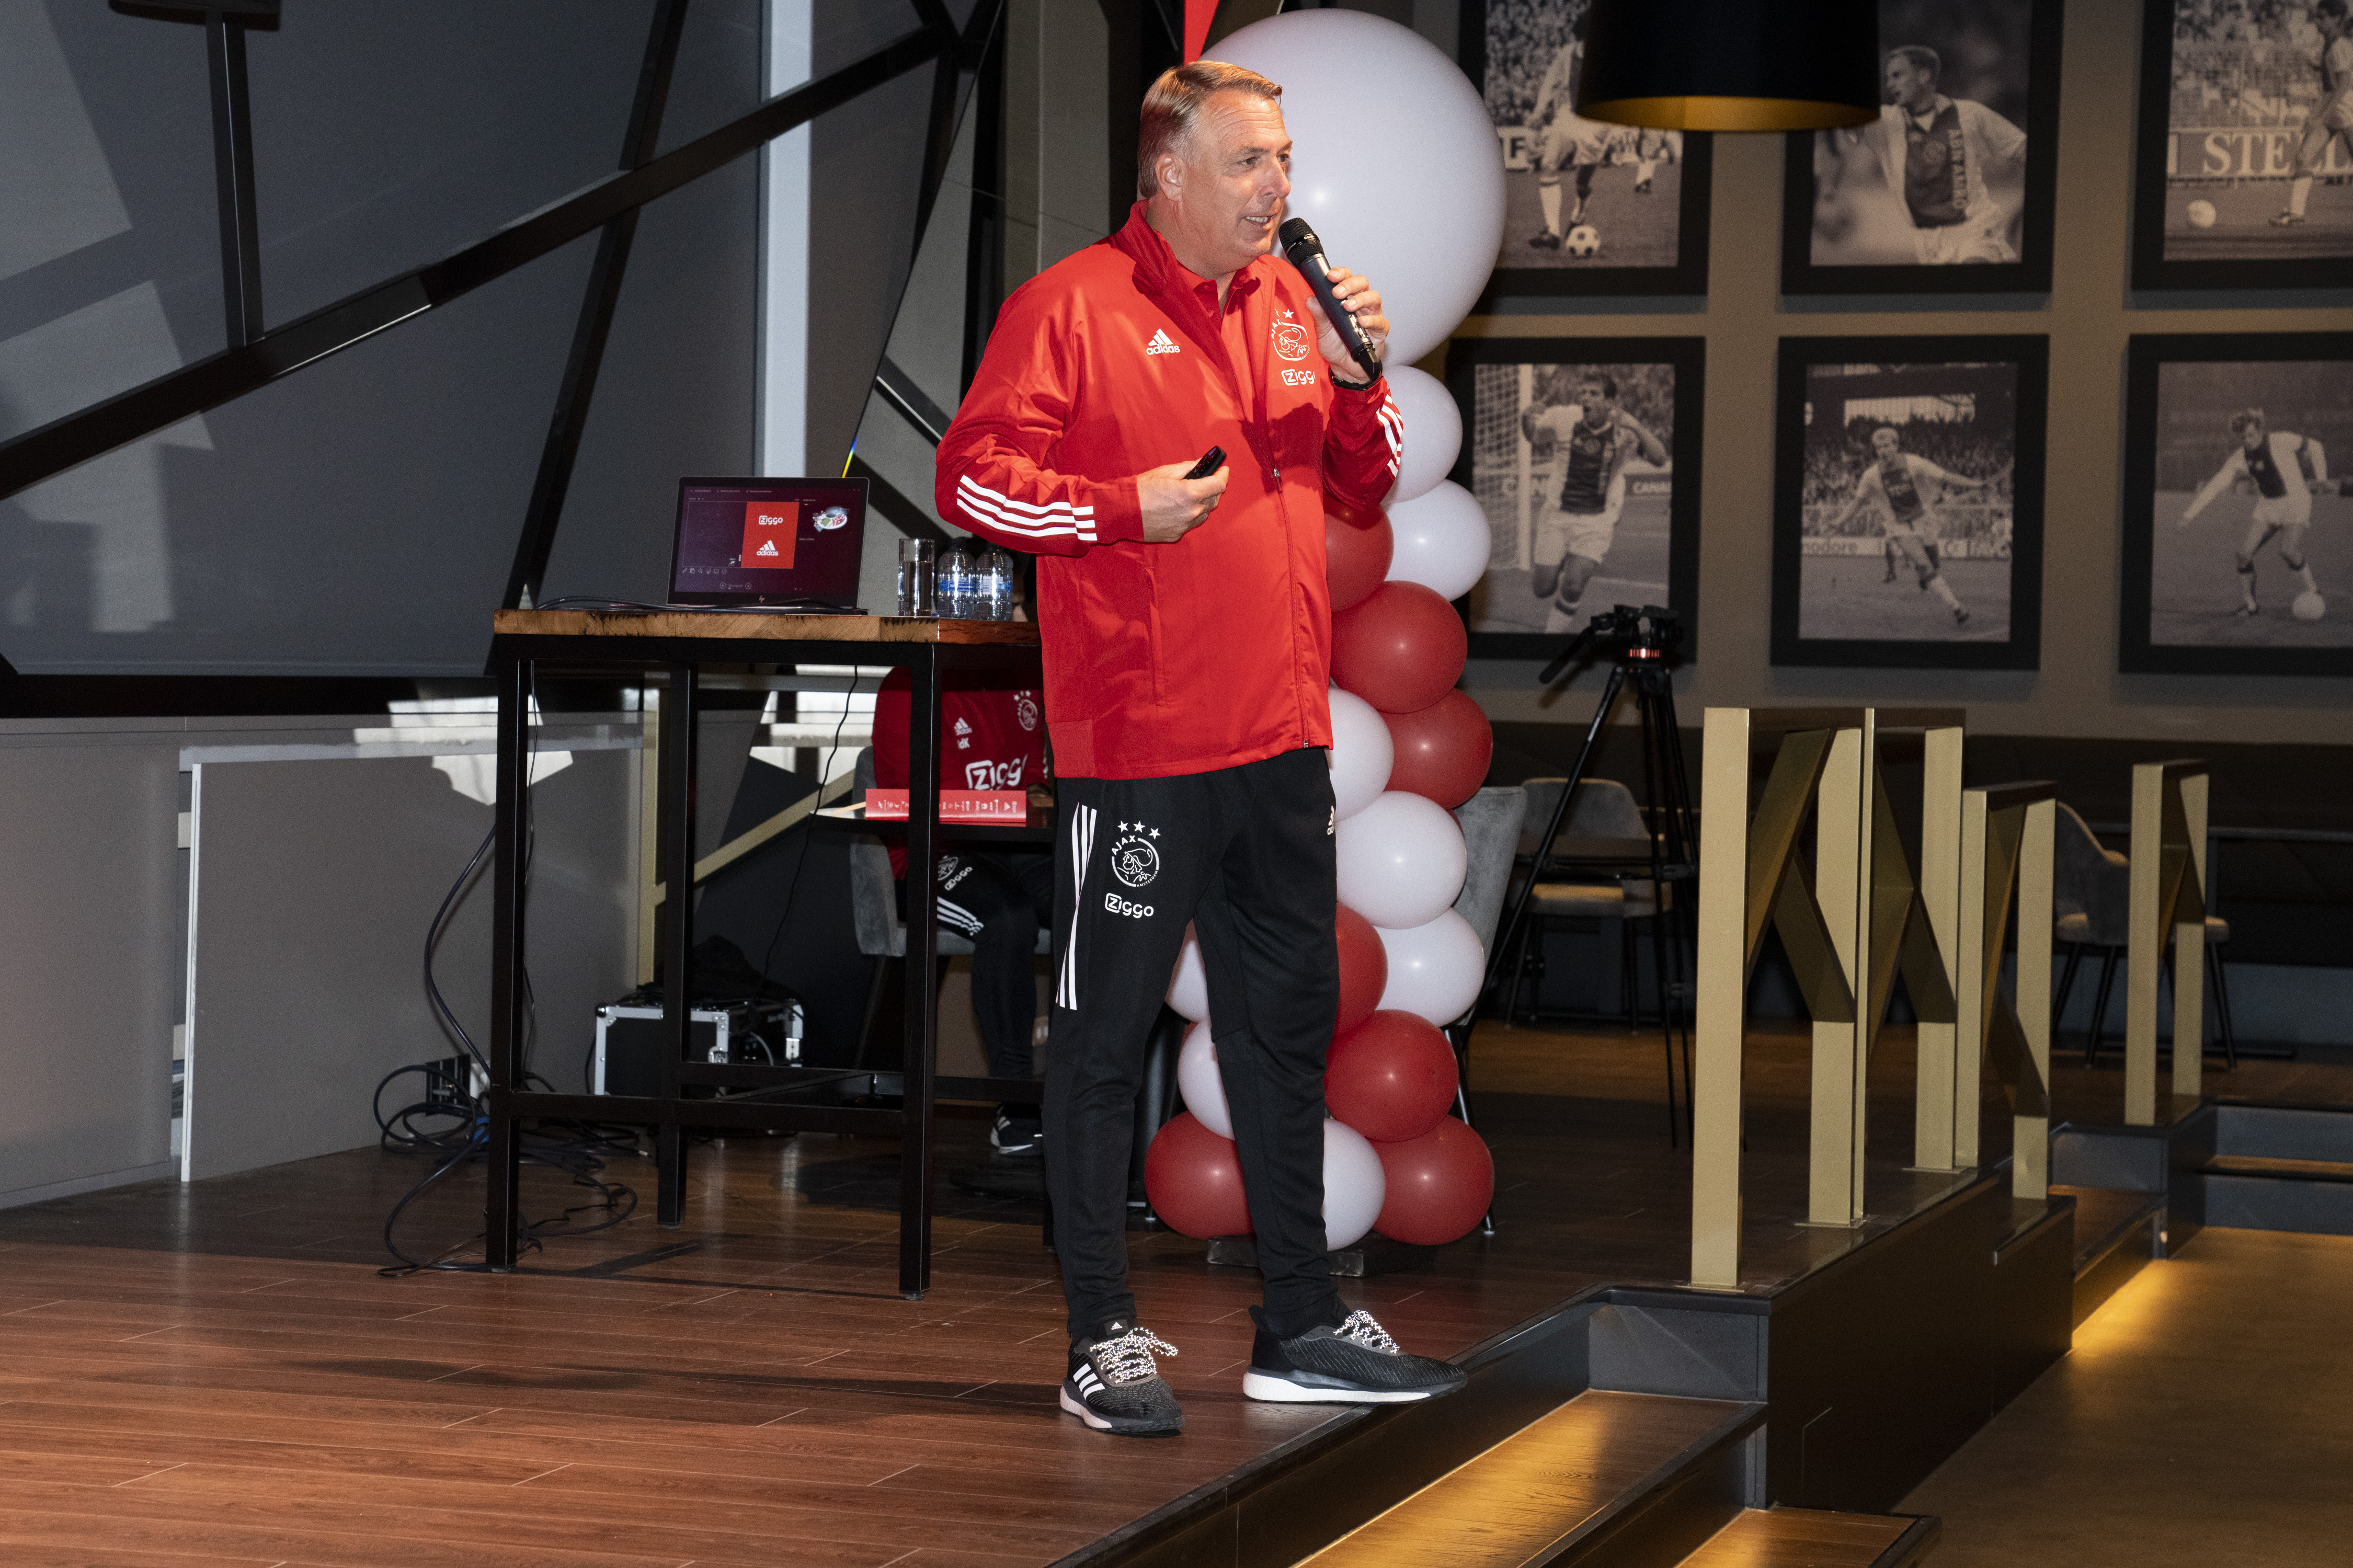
[1372,1117,1494,1246]
[1143,1113,1254,1239]
[1384,691,1494,809]
[1326,1010,1459,1143]
[1330,581,1468,715]
[1335,903,1388,1035]
[1325,499,1393,612]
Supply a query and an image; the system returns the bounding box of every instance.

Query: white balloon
[1218,13,1505,366]
[1384,367,1462,505]
[1322,1118,1387,1251]
[1327,686,1395,821]
[1166,925,1209,1022]
[1175,1017,1232,1138]
[1375,908,1487,1026]
[1334,792,1467,930]
[1384,482,1490,602]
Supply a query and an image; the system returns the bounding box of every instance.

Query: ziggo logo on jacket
[965,759,1026,789]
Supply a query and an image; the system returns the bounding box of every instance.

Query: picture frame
[1443,336,1706,660]
[1458,0,1714,297]
[1771,335,2048,670]
[2120,333,2353,676]
[2130,0,2353,291]
[1779,0,2065,295]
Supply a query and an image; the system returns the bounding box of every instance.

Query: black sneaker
[1061,1321,1183,1436]
[1242,1309,1467,1405]
[990,1107,1042,1155]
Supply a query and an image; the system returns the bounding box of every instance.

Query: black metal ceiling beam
[0,17,954,504]
[874,356,951,447]
[500,0,690,612]
[204,8,264,346]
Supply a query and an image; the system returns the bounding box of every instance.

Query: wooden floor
[1899,1226,2353,1567]
[0,1015,2328,1567]
[1682,1508,1926,1568]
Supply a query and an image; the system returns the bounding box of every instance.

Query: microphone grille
[1277,217,1317,253]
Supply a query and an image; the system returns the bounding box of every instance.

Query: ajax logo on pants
[1111,821,1162,889]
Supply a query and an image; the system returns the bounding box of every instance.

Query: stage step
[2204,1103,2353,1236]
[2052,1183,2164,1326]
[1294,1390,1756,1567]
[1681,1507,1938,1567]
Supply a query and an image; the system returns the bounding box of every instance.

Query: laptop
[668,476,869,612]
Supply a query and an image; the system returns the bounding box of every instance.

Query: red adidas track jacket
[934,203,1403,782]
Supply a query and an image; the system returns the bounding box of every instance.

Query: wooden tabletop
[493,609,1042,645]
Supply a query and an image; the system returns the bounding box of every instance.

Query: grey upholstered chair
[1449,785,1530,1000]
[847,747,1050,1067]
[2052,800,2236,1070]
[1444,785,1525,1237]
[1504,777,1659,1027]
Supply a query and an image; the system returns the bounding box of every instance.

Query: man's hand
[1137,460,1229,543]
[1315,266,1388,380]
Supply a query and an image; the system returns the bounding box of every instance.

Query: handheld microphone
[1277,218,1382,382]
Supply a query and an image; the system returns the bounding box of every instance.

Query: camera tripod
[1480,605,1698,1144]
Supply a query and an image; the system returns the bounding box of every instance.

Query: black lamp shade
[1577,0,1883,131]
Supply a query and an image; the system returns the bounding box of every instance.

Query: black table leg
[657,662,699,1228]
[899,645,942,1298]
[485,653,530,1268]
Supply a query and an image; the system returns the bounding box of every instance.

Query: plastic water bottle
[938,540,974,619]
[981,545,1015,621]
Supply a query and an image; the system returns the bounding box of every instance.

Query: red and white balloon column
[1143,11,1503,1251]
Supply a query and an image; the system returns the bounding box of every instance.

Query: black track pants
[1044,747,1345,1341]
[903,850,1055,1081]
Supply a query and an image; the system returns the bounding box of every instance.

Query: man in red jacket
[936,60,1463,1437]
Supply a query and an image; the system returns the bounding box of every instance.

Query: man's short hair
[1888,45,1940,83]
[2230,408,2267,434]
[1874,425,1901,443]
[1137,61,1283,199]
[1577,374,1618,401]
[2320,0,2348,22]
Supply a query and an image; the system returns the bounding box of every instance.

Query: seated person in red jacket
[872,664,1053,1153]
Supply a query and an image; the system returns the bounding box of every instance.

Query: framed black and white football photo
[1444,337,1705,659]
[2131,0,2353,290]
[2122,334,2353,675]
[1772,336,2048,670]
[1460,0,1713,296]
[1781,0,2065,294]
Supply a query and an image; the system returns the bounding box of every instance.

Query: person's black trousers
[1044,747,1344,1341]
[904,850,1055,1081]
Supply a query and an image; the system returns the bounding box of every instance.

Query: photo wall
[1460,0,1712,295]
[1439,0,2353,742]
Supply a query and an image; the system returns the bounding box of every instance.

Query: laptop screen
[668,476,868,608]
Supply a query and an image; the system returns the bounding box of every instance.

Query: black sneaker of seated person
[1060,1320,1183,1436]
[990,1105,1043,1155]
[1242,1307,1468,1404]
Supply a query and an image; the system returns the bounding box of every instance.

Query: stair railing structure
[2125,760,2211,1125]
[1958,782,2057,1199]
[1689,706,1964,1290]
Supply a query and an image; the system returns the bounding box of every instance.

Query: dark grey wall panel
[7,235,595,674]
[1,3,221,437]
[2,1,954,676]
[807,1,935,473]
[244,5,644,327]
[540,0,763,608]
